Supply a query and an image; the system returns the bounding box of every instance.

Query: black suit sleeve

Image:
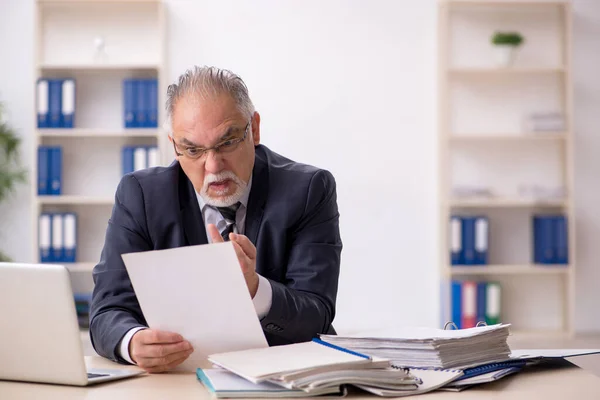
[89,174,152,363]
[260,169,342,344]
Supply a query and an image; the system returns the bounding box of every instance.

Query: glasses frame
[171,118,251,160]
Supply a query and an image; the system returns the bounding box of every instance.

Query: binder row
[122,146,160,175]
[451,281,501,329]
[38,146,62,195]
[39,213,77,263]
[37,79,75,128]
[123,79,158,128]
[450,216,489,265]
[533,215,568,264]
[449,215,569,266]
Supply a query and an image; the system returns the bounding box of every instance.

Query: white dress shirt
[117,178,273,364]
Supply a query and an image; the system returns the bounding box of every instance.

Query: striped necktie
[216,203,241,241]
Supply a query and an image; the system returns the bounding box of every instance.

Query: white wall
[0,0,599,333]
[165,0,439,332]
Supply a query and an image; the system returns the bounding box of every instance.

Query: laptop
[0,262,144,386]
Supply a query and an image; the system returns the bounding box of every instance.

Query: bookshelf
[438,0,574,334]
[32,0,167,297]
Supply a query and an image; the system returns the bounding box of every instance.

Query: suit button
[266,323,275,330]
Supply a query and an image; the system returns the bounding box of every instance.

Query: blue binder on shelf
[37,79,49,128]
[533,215,554,264]
[48,147,62,195]
[51,213,64,263]
[450,216,462,265]
[37,146,50,195]
[61,79,75,128]
[451,281,462,330]
[474,216,488,265]
[39,214,52,263]
[122,146,135,175]
[48,79,63,128]
[123,79,136,128]
[476,282,487,324]
[148,79,158,128]
[135,79,147,128]
[63,213,77,263]
[461,217,476,265]
[554,215,568,264]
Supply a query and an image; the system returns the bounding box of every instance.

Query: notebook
[208,339,373,384]
[355,368,464,397]
[197,369,346,398]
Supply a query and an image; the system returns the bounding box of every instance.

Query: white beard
[200,171,247,207]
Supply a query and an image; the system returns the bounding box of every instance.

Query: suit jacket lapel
[178,164,208,246]
[245,150,269,245]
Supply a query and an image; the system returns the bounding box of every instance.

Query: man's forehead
[174,93,240,123]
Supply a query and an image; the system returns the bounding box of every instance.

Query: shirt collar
[196,175,253,212]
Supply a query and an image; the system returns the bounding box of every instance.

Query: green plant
[0,103,27,261]
[491,31,524,46]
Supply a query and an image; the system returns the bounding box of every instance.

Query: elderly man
[89,66,342,373]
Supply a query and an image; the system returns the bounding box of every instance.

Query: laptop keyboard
[87,373,110,379]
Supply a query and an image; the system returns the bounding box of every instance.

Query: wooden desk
[1,356,599,400]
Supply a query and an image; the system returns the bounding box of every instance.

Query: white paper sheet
[121,242,268,371]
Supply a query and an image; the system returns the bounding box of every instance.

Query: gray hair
[165,66,255,130]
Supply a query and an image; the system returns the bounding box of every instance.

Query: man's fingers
[144,351,191,373]
[137,347,194,370]
[135,340,192,359]
[139,329,184,345]
[231,240,252,272]
[207,224,224,243]
[230,233,257,259]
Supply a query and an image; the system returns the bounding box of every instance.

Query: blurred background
[0,0,599,347]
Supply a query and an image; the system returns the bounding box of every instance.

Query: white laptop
[0,262,144,386]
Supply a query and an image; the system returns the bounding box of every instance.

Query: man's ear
[251,112,261,146]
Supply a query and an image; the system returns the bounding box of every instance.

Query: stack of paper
[201,339,455,397]
[319,324,512,369]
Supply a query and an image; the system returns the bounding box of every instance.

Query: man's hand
[129,329,193,373]
[208,224,259,298]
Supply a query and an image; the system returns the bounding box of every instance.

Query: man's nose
[203,150,224,173]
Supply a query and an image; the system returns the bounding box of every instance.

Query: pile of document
[198,339,462,398]
[319,324,512,369]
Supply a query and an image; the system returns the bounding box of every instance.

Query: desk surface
[1,356,599,400]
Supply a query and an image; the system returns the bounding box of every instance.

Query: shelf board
[449,264,570,275]
[446,0,568,7]
[39,63,160,71]
[38,195,114,205]
[449,67,566,75]
[450,133,567,142]
[38,128,161,138]
[449,197,567,208]
[39,0,160,3]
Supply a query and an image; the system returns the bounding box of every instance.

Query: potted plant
[0,103,27,261]
[491,31,524,67]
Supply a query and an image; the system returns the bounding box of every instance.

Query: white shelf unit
[32,0,167,294]
[438,0,575,334]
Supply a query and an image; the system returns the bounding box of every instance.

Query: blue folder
[554,215,568,264]
[461,217,476,265]
[451,281,462,330]
[533,216,554,264]
[48,147,62,195]
[37,146,50,195]
[123,79,136,128]
[148,79,158,128]
[122,146,135,175]
[48,79,63,128]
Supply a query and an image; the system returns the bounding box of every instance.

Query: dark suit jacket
[89,144,342,363]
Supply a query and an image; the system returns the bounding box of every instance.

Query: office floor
[80,329,600,376]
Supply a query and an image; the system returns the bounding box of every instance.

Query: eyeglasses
[171,119,251,161]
